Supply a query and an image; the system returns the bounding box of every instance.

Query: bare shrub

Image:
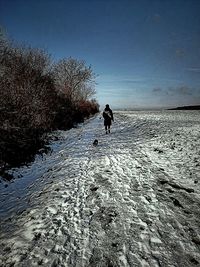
[0,40,57,167]
[53,57,96,104]
[53,57,99,124]
[0,36,99,170]
[0,43,56,130]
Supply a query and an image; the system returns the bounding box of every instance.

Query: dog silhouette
[93,139,98,146]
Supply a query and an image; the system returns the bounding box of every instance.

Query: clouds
[97,74,144,85]
[175,48,186,58]
[166,86,194,96]
[152,87,162,93]
[98,83,200,109]
[152,14,161,23]
[152,85,199,96]
[151,85,200,107]
[98,74,200,108]
[186,68,200,73]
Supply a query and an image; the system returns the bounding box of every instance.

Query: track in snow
[0,110,200,267]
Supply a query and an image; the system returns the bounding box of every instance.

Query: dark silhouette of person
[103,104,114,134]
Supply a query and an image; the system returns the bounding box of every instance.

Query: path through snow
[0,110,200,267]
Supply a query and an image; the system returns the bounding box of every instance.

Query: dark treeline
[0,34,99,173]
[168,105,200,110]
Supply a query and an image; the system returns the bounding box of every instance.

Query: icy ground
[0,110,200,267]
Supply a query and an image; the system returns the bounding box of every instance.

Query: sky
[0,0,200,109]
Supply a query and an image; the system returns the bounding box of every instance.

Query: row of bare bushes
[0,35,99,171]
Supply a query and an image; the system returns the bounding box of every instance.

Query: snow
[0,110,200,267]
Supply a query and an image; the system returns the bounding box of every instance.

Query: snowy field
[0,110,200,267]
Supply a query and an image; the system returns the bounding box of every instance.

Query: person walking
[103,104,114,134]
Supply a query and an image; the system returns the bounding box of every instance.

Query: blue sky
[0,0,200,109]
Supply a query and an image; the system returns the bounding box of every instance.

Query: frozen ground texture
[0,110,200,267]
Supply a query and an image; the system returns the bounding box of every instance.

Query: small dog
[93,139,98,146]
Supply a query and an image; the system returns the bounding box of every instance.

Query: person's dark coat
[103,107,113,126]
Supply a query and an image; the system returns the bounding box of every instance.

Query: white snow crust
[0,110,200,267]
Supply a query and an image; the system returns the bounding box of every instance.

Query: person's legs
[105,125,108,134]
[108,125,110,133]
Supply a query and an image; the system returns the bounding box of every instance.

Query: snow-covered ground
[0,110,200,267]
